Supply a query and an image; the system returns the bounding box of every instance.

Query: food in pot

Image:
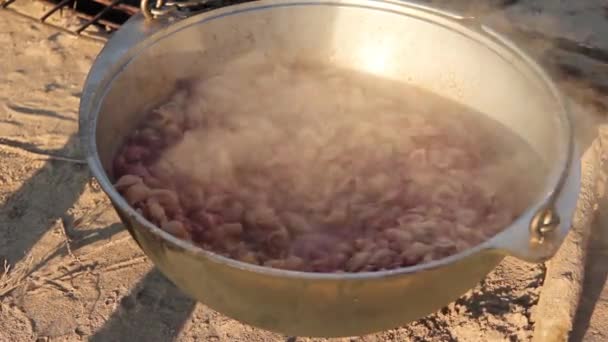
[112,52,544,273]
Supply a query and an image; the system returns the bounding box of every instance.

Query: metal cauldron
[79,0,580,337]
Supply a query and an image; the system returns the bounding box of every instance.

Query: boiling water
[114,51,546,272]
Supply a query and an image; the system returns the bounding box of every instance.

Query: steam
[114,15,564,270]
[114,0,602,272]
[426,0,607,150]
[157,50,542,217]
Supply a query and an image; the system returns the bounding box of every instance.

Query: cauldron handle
[443,15,580,264]
[487,147,581,263]
[141,0,212,21]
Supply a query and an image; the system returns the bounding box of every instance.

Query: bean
[265,226,290,256]
[224,241,248,255]
[149,162,174,185]
[191,209,222,229]
[346,251,371,272]
[422,254,435,263]
[237,252,259,264]
[264,259,286,268]
[435,237,458,255]
[146,198,167,224]
[220,236,244,253]
[163,123,184,144]
[123,183,151,205]
[384,228,412,244]
[282,212,314,235]
[353,238,374,252]
[124,145,150,163]
[408,242,433,257]
[335,242,354,255]
[113,154,128,175]
[379,188,401,204]
[150,189,180,213]
[124,163,151,179]
[399,251,422,266]
[312,257,334,273]
[368,248,394,268]
[218,222,244,237]
[455,208,478,226]
[409,221,436,236]
[284,255,305,270]
[114,174,142,190]
[264,256,304,270]
[409,148,427,164]
[219,202,242,223]
[375,238,390,249]
[455,224,485,243]
[161,220,190,240]
[143,176,164,188]
[111,75,527,273]
[205,193,229,212]
[331,252,349,268]
[357,205,380,223]
[368,173,391,194]
[179,186,205,211]
[135,128,164,148]
[428,148,451,169]
[397,213,425,226]
[324,206,348,227]
[245,206,280,230]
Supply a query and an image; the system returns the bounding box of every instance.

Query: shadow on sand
[89,268,197,342]
[0,135,89,267]
[0,134,197,340]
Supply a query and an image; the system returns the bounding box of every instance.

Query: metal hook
[529,207,560,244]
[140,0,166,20]
[141,0,211,20]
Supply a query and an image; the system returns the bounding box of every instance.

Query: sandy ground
[0,1,607,341]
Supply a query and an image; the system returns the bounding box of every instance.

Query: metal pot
[79,0,580,337]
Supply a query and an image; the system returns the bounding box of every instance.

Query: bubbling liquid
[112,51,545,273]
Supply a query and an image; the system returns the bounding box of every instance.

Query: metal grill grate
[0,0,246,40]
[1,0,139,38]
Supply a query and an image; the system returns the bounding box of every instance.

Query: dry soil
[0,1,607,341]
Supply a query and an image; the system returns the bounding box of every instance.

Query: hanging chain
[141,0,212,20]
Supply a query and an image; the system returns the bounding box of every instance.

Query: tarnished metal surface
[79,0,580,336]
